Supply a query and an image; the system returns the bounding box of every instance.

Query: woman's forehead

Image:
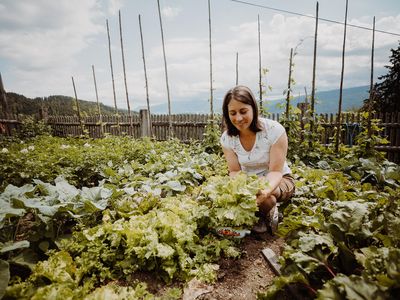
[228,99,252,109]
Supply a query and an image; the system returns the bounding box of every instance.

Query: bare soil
[197,232,284,300]
[128,232,284,300]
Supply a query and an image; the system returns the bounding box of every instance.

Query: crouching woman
[220,85,295,233]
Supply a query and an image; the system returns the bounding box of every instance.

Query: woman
[220,85,295,234]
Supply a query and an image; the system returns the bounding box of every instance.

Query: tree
[368,42,400,113]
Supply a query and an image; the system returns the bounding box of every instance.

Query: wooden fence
[0,110,399,163]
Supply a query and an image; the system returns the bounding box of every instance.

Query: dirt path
[197,232,284,300]
[130,232,284,300]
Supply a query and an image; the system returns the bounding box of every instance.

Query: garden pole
[335,0,348,153]
[119,10,133,132]
[157,0,173,138]
[139,14,152,136]
[208,0,214,122]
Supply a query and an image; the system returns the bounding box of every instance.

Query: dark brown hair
[222,85,263,136]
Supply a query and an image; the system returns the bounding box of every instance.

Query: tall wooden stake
[106,19,118,115]
[92,65,104,137]
[285,48,293,119]
[119,10,132,130]
[139,14,152,136]
[208,0,214,121]
[157,0,172,138]
[71,76,84,135]
[335,0,348,153]
[310,1,319,133]
[258,14,263,114]
[235,52,239,85]
[367,16,376,151]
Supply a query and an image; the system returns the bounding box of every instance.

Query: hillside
[1,93,123,117]
[149,85,369,114]
[1,85,369,117]
[265,85,369,114]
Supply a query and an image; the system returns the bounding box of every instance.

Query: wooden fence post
[140,109,151,137]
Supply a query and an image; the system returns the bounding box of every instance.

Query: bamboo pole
[119,10,132,132]
[335,0,348,152]
[285,48,293,119]
[235,52,239,85]
[71,76,84,135]
[139,14,152,136]
[208,0,214,121]
[106,19,118,115]
[157,0,173,138]
[258,14,263,114]
[310,1,319,132]
[367,16,376,151]
[92,65,104,137]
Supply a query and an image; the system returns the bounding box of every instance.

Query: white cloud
[107,0,125,15]
[0,0,107,98]
[0,0,398,110]
[162,6,182,19]
[0,0,103,70]
[128,12,400,107]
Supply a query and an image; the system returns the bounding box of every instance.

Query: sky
[0,0,399,112]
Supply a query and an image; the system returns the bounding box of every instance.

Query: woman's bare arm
[222,146,241,177]
[256,132,288,204]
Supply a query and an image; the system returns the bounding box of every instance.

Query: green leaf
[0,240,30,253]
[298,232,337,254]
[0,259,10,299]
[258,272,309,299]
[317,274,387,300]
[10,249,39,270]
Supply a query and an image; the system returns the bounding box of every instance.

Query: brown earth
[196,232,284,300]
[128,232,285,300]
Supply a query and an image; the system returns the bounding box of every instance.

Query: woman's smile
[228,99,254,132]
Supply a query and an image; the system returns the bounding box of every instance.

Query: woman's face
[227,98,254,132]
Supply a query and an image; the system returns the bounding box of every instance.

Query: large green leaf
[317,274,387,300]
[0,240,30,253]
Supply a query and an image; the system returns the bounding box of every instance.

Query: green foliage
[4,92,123,116]
[1,136,266,298]
[352,112,389,160]
[201,117,222,155]
[14,116,52,139]
[279,106,327,165]
[1,133,399,299]
[258,164,400,299]
[198,173,265,228]
[365,42,400,113]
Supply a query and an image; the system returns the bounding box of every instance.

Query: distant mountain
[2,93,125,117]
[1,85,369,118]
[265,85,370,114]
[149,85,370,114]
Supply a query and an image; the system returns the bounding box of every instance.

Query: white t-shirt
[220,118,291,176]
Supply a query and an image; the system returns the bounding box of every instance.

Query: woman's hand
[256,188,278,212]
[256,189,271,205]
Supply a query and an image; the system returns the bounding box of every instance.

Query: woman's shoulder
[220,130,236,148]
[259,117,284,130]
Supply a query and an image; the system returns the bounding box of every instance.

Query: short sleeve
[220,131,232,149]
[269,120,286,144]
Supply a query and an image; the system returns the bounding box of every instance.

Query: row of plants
[258,157,400,299]
[1,115,399,299]
[0,134,270,299]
